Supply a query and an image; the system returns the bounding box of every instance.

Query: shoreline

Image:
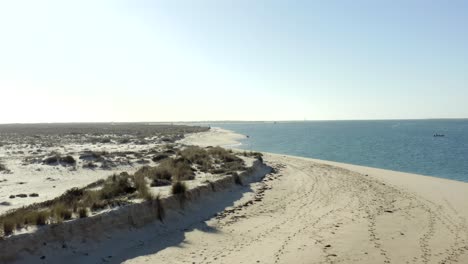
[186,126,468,184]
[156,127,468,263]
[3,126,467,263]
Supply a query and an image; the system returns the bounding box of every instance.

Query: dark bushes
[60,155,76,164]
[100,174,135,200]
[78,208,88,218]
[152,154,169,162]
[43,156,58,165]
[2,220,14,236]
[0,162,7,171]
[171,181,187,195]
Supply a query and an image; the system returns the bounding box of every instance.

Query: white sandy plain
[124,127,468,264]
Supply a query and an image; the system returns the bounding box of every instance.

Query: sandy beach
[123,128,468,264]
[2,127,467,264]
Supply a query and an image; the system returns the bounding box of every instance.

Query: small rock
[29,193,39,197]
[40,256,46,260]
[9,195,15,199]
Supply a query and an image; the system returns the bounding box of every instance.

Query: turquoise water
[214,120,468,182]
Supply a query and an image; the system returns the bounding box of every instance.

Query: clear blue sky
[1,0,467,123]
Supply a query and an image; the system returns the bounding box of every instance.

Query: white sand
[179,127,246,147]
[0,141,160,214]
[123,127,468,264]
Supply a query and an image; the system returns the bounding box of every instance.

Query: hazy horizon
[1,0,467,123]
[2,118,468,125]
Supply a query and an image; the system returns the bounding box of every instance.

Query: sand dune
[123,128,468,263]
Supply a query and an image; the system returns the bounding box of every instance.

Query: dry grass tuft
[171,181,187,195]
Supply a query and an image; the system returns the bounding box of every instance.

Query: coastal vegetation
[0,145,256,237]
[0,161,7,172]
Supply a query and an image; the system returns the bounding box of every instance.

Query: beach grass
[0,145,257,237]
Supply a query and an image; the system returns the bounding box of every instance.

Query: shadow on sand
[24,184,255,264]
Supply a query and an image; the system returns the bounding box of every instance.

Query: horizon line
[1,117,468,125]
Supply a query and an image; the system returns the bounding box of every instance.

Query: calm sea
[213,120,468,182]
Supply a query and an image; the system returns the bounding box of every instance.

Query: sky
[0,0,467,123]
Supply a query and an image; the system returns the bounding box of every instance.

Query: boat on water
[433,134,445,137]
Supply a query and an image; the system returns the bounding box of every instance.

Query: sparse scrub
[2,219,15,236]
[83,161,97,169]
[179,146,212,169]
[150,178,172,187]
[0,143,253,237]
[171,181,187,195]
[78,208,88,218]
[135,157,195,183]
[29,211,49,226]
[152,154,169,162]
[133,174,151,200]
[43,156,58,165]
[60,155,76,164]
[60,188,84,206]
[53,204,72,222]
[100,174,135,200]
[0,162,7,171]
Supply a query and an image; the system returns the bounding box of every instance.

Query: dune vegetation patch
[0,144,258,237]
[0,161,7,172]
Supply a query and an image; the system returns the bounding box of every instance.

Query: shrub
[133,174,151,200]
[91,201,108,211]
[2,219,15,236]
[78,208,88,218]
[136,158,195,183]
[83,161,97,169]
[43,156,58,165]
[81,190,100,208]
[135,166,171,182]
[27,211,49,226]
[161,158,194,181]
[209,147,240,162]
[53,204,72,222]
[180,146,210,164]
[60,155,76,164]
[0,162,7,171]
[150,178,171,187]
[60,188,84,206]
[171,181,187,195]
[100,174,135,199]
[222,161,246,173]
[152,154,169,162]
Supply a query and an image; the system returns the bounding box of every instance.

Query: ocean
[213,120,468,182]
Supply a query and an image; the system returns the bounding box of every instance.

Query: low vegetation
[0,145,260,237]
[43,155,76,166]
[78,208,88,218]
[0,161,7,171]
[171,181,187,195]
